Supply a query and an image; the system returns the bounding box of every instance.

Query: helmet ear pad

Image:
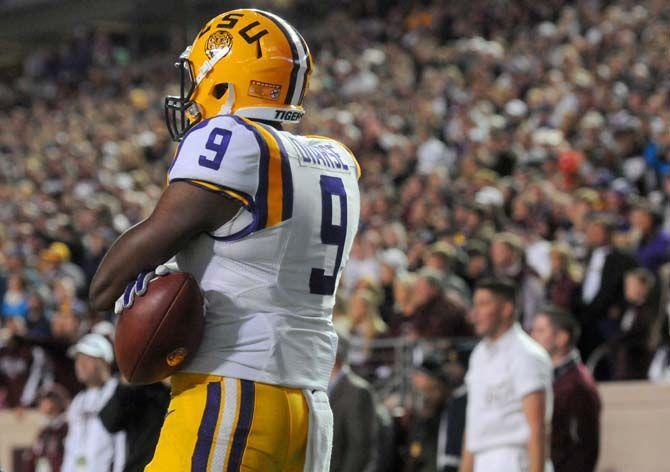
[212,83,228,99]
[211,82,236,115]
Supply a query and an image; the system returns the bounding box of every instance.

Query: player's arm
[522,390,546,472]
[89,181,241,311]
[458,432,473,472]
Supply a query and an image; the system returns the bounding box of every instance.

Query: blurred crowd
[0,0,669,471]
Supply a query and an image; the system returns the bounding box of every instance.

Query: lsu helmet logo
[205,30,233,60]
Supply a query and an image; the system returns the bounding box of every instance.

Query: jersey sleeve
[168,115,262,206]
[512,348,552,398]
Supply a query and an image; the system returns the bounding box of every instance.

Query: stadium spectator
[2,274,29,319]
[62,334,125,472]
[609,268,660,380]
[22,384,71,472]
[378,248,408,324]
[648,320,670,382]
[629,200,670,273]
[403,355,467,472]
[99,381,171,472]
[343,289,388,366]
[545,243,582,312]
[23,306,84,396]
[452,203,496,244]
[423,243,471,303]
[461,279,552,472]
[577,216,637,360]
[489,233,545,329]
[397,268,472,340]
[531,305,601,472]
[437,354,467,472]
[373,402,396,472]
[389,272,418,335]
[462,241,489,292]
[25,293,51,337]
[342,233,382,294]
[0,318,54,409]
[329,333,378,472]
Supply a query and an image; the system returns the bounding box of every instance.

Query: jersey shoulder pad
[168,115,264,203]
[305,134,361,180]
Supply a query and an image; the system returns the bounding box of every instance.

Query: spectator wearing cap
[531,305,601,472]
[577,216,636,361]
[461,278,552,472]
[62,333,125,472]
[404,355,466,472]
[23,384,71,472]
[490,232,545,330]
[629,200,670,273]
[609,269,660,380]
[46,242,86,294]
[329,332,378,472]
[398,268,472,339]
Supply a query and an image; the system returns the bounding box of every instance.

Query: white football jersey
[168,114,361,391]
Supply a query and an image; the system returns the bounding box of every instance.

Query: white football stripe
[209,377,239,470]
[259,10,308,105]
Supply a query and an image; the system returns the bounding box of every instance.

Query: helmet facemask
[164,57,200,142]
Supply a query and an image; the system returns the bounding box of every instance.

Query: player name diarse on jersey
[285,135,352,174]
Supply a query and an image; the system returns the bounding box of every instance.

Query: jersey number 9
[199,127,232,170]
[310,175,348,296]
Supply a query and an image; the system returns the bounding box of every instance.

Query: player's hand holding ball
[113,264,205,384]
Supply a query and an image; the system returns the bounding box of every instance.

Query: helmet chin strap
[219,84,235,115]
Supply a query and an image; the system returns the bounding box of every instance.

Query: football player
[90,9,361,472]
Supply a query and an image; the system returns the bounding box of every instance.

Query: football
[114,271,205,384]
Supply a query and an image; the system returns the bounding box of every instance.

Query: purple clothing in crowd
[636,230,670,272]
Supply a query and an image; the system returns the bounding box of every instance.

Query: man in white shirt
[460,279,553,472]
[62,333,125,472]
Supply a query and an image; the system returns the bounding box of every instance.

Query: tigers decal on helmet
[165,9,313,141]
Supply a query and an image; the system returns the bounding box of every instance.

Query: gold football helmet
[165,9,313,141]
